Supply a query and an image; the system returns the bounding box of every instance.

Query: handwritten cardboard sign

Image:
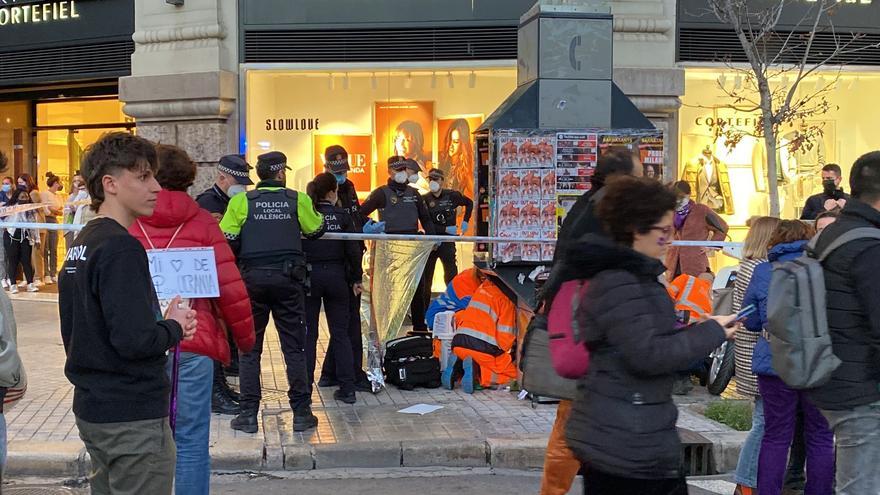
[147,247,220,300]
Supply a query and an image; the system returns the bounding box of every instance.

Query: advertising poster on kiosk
[374,101,434,172]
[313,134,374,194]
[437,115,483,235]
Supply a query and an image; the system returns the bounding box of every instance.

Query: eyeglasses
[647,226,674,236]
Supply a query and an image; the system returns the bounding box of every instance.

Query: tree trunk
[763,127,780,218]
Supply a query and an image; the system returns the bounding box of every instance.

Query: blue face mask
[1,184,9,193]
[334,173,347,185]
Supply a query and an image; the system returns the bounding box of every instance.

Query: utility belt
[242,257,310,286]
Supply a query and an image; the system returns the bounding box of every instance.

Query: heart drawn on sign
[171,259,184,272]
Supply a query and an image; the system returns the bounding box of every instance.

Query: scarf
[674,200,692,231]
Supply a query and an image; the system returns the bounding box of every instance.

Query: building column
[610,0,684,179]
[120,0,239,194]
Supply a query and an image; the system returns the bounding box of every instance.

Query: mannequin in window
[681,145,734,215]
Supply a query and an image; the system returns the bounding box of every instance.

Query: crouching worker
[426,267,484,331]
[667,273,714,395]
[443,278,517,394]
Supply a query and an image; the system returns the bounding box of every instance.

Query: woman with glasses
[665,180,729,281]
[563,177,737,494]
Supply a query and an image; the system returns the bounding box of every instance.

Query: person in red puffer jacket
[129,144,255,495]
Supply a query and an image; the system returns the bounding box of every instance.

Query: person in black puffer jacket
[564,177,736,495]
[808,151,880,495]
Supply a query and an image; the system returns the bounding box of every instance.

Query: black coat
[195,185,230,217]
[800,190,850,220]
[563,235,726,479]
[809,199,880,410]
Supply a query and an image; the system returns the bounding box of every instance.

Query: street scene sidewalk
[4,298,745,494]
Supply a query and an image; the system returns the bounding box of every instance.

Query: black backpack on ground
[383,334,442,390]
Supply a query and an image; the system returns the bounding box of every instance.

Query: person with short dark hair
[221,150,325,434]
[17,173,45,285]
[4,187,39,294]
[58,132,198,495]
[303,172,364,404]
[800,163,850,220]
[665,180,729,281]
[563,177,735,494]
[129,144,255,495]
[814,209,839,234]
[809,151,880,494]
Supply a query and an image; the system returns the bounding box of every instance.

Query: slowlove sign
[147,247,220,300]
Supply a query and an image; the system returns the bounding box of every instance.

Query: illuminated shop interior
[680,68,879,233]
[244,63,517,291]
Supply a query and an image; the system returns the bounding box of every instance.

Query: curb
[6,437,548,479]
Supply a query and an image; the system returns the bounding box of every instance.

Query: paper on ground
[397,404,444,415]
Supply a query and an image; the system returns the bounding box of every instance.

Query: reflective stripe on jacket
[452,280,516,356]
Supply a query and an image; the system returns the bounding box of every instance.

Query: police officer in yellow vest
[220,151,325,434]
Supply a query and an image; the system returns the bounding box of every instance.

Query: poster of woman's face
[375,101,434,173]
[437,115,482,202]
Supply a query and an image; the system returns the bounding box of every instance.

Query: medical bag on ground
[383,335,442,390]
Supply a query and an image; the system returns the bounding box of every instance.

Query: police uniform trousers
[305,262,356,394]
[422,236,458,309]
[239,266,311,413]
[320,292,367,384]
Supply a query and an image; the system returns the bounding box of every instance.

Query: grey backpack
[767,228,880,389]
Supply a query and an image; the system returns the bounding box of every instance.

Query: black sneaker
[333,389,357,404]
[317,376,339,387]
[293,406,319,432]
[212,386,240,415]
[230,410,258,434]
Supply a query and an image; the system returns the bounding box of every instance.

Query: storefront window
[244,64,517,291]
[35,98,132,189]
[680,68,880,231]
[244,65,517,193]
[0,101,31,180]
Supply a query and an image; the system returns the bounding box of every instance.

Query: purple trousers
[757,375,835,495]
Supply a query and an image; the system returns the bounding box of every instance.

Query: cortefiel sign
[0,0,79,27]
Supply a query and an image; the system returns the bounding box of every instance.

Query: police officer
[360,156,436,333]
[421,168,473,309]
[196,154,254,415]
[220,151,325,433]
[317,145,372,392]
[197,154,254,221]
[303,172,364,404]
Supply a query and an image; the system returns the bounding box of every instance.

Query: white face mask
[408,173,420,184]
[676,197,690,209]
[228,184,247,196]
[393,171,408,184]
[429,181,441,193]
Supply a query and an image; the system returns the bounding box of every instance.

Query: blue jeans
[167,352,213,495]
[0,412,6,476]
[822,401,880,495]
[734,397,765,487]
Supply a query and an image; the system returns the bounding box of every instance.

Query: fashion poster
[313,134,373,193]
[374,101,434,172]
[437,115,482,200]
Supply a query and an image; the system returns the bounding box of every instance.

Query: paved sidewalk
[4,298,745,478]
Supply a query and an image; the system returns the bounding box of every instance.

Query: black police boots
[212,382,240,415]
[333,388,356,404]
[293,406,319,432]
[230,410,259,434]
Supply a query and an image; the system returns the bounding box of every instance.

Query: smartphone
[736,304,756,321]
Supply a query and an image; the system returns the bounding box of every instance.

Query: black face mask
[822,179,837,195]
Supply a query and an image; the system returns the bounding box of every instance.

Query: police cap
[256,151,291,176]
[218,155,254,185]
[324,145,350,173]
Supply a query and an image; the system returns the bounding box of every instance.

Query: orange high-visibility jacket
[667,274,713,321]
[452,280,517,356]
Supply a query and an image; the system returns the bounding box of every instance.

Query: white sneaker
[50,276,57,284]
[26,283,38,293]
[33,278,43,287]
[1,279,8,289]
[43,277,54,285]
[16,280,25,287]
[10,285,18,294]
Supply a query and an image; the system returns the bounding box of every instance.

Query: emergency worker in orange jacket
[667,273,713,321]
[446,279,518,393]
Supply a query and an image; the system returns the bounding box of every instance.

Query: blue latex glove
[363,220,386,234]
[445,225,458,236]
[460,221,469,233]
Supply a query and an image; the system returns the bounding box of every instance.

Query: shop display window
[0,101,31,179]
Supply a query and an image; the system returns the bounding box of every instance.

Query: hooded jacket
[563,235,726,479]
[809,199,880,410]
[129,190,255,364]
[741,240,808,377]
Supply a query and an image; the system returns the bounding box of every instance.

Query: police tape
[0,220,746,249]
